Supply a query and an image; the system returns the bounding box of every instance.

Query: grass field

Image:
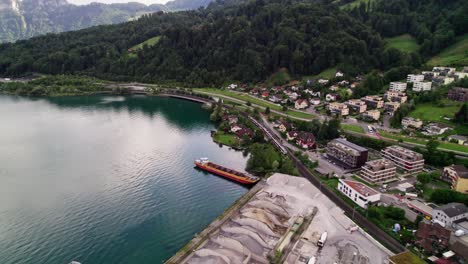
[341,124,365,133]
[130,36,161,51]
[194,88,315,119]
[385,34,419,53]
[303,67,337,81]
[409,99,462,124]
[427,34,468,67]
[212,132,239,147]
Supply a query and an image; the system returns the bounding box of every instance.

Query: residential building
[227,83,238,90]
[326,138,368,168]
[361,95,384,109]
[433,66,456,75]
[362,109,381,121]
[337,179,380,208]
[359,159,397,184]
[381,145,424,174]
[325,93,338,102]
[335,71,344,78]
[422,71,439,80]
[384,91,407,103]
[448,135,468,145]
[389,82,407,92]
[338,80,349,86]
[261,92,269,98]
[454,71,468,80]
[329,85,339,91]
[422,123,450,136]
[415,222,451,254]
[401,117,423,129]
[318,79,329,85]
[433,76,455,86]
[230,124,243,133]
[296,132,316,149]
[432,203,468,227]
[345,99,367,113]
[412,81,432,92]
[407,74,424,83]
[294,99,309,110]
[384,102,400,115]
[442,165,468,193]
[309,98,320,105]
[448,87,468,102]
[327,102,349,116]
[287,131,298,141]
[269,95,281,103]
[278,121,292,133]
[235,127,254,138]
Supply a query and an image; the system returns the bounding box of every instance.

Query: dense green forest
[0,0,466,86]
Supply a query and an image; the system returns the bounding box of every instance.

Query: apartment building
[361,95,384,109]
[327,102,349,116]
[401,117,423,129]
[448,87,468,102]
[345,99,367,113]
[338,179,381,208]
[326,138,368,169]
[385,91,407,103]
[443,165,468,193]
[362,109,381,121]
[407,74,424,83]
[384,101,400,115]
[360,159,397,185]
[432,66,456,75]
[381,145,424,174]
[389,82,407,92]
[412,81,432,92]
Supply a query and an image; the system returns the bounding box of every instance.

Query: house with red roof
[294,99,309,110]
[338,179,381,208]
[296,132,316,149]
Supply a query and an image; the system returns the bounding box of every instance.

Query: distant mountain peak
[0,0,20,12]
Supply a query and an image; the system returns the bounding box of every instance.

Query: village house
[345,99,367,114]
[294,99,309,110]
[288,92,299,100]
[350,82,359,89]
[278,121,292,133]
[327,102,349,116]
[325,93,339,102]
[401,117,423,129]
[309,98,321,105]
[432,203,468,227]
[338,179,380,208]
[269,95,281,103]
[383,101,400,115]
[296,132,316,149]
[361,95,384,109]
[384,91,408,103]
[230,124,244,133]
[447,135,468,145]
[338,80,349,86]
[335,71,344,78]
[389,82,407,92]
[261,91,269,98]
[317,79,329,85]
[407,74,425,83]
[287,131,298,141]
[442,165,468,193]
[227,83,238,90]
[329,85,339,91]
[222,114,239,125]
[423,123,450,136]
[250,88,259,95]
[235,127,254,139]
[448,87,468,102]
[362,109,381,121]
[412,81,432,92]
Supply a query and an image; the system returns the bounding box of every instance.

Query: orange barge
[194,158,260,185]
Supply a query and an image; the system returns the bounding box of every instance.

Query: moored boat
[194,158,259,185]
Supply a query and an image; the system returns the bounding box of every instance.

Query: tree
[282,106,288,112]
[454,104,468,124]
[417,173,433,185]
[426,139,439,154]
[265,107,270,115]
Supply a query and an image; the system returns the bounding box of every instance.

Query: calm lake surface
[0,95,248,264]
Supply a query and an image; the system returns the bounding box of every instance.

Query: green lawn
[422,180,450,199]
[303,67,337,80]
[212,132,240,147]
[427,34,468,67]
[385,34,419,53]
[409,99,462,124]
[194,88,315,119]
[341,124,365,134]
[130,36,161,51]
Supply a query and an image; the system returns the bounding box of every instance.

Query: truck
[317,231,328,248]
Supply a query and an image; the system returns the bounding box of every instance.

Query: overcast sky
[68,0,169,5]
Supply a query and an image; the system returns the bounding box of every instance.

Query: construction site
[167,173,393,264]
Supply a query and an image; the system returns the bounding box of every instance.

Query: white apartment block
[381,145,424,174]
[389,82,407,92]
[412,81,432,92]
[363,110,381,121]
[401,117,423,129]
[407,74,424,83]
[328,102,349,116]
[360,159,397,185]
[338,179,381,209]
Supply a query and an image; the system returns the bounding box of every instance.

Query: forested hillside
[0,0,466,86]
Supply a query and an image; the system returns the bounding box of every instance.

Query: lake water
[0,95,248,264]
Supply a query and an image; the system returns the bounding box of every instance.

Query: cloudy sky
[68,0,169,5]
